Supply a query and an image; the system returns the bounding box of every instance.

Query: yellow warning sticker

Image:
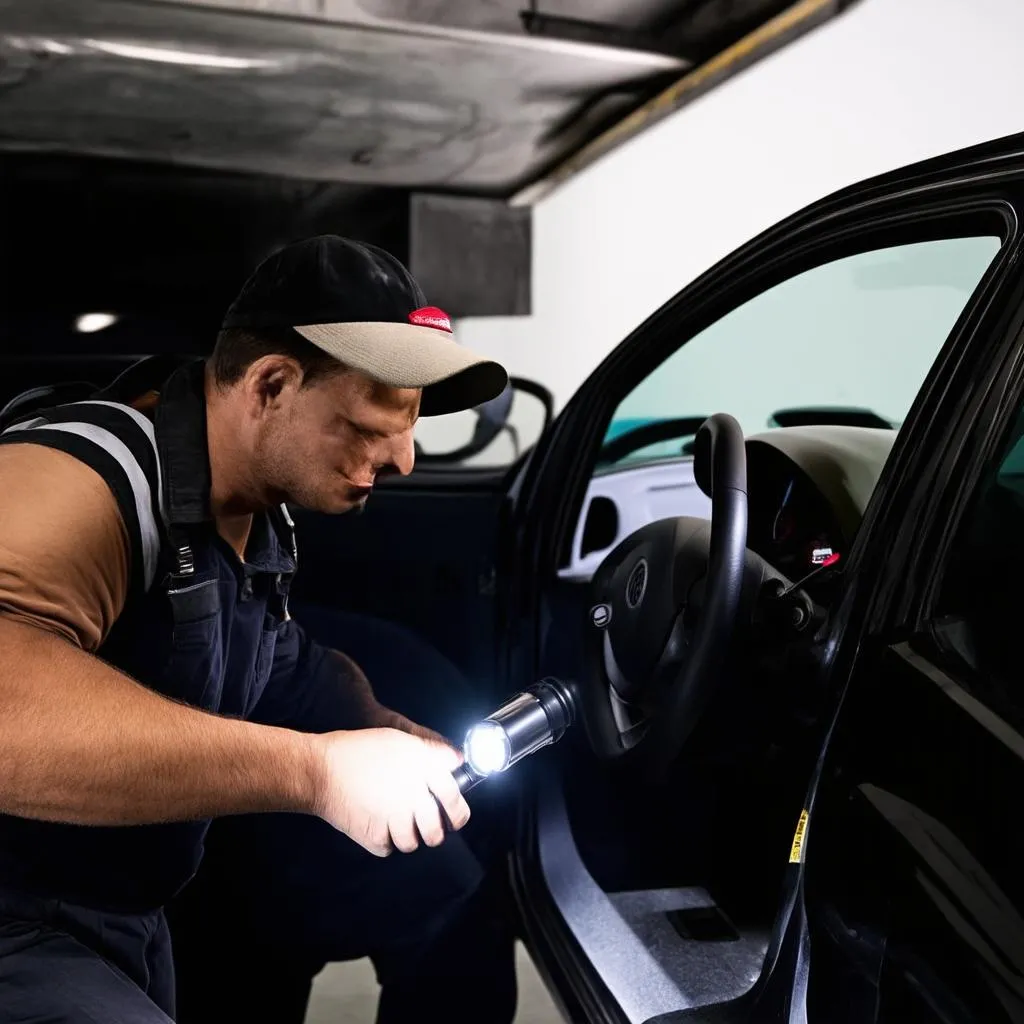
[789,810,810,864]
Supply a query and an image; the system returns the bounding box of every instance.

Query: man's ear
[244,355,302,410]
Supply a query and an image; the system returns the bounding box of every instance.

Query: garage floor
[306,942,562,1023]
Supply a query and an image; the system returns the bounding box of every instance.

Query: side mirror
[415,377,555,466]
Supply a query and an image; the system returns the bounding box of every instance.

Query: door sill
[516,776,768,1023]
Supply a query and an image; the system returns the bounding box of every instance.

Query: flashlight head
[464,720,512,776]
[453,678,576,794]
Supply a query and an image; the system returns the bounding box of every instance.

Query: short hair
[210,327,343,387]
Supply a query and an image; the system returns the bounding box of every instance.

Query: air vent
[580,496,618,557]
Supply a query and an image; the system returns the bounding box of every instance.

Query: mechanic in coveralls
[0,236,517,1023]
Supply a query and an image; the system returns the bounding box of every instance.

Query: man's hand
[311,728,471,857]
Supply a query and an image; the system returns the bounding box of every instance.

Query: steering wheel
[579,413,751,775]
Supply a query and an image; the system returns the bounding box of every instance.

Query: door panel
[801,260,1024,1022]
[288,468,511,705]
[806,639,1024,1023]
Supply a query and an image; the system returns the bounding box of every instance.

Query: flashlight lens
[464,722,511,776]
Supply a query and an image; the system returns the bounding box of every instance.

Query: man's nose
[384,430,416,478]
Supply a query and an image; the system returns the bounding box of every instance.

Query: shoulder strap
[0,382,97,430]
[271,502,298,563]
[0,400,165,595]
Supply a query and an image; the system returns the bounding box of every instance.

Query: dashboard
[745,442,845,580]
[560,426,897,584]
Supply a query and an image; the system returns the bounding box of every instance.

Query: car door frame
[503,134,1024,1022]
[767,200,1024,1024]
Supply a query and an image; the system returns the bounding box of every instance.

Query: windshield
[601,235,1002,469]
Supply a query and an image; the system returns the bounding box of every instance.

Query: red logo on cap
[409,306,452,333]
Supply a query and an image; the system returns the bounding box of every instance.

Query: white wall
[453,0,1024,411]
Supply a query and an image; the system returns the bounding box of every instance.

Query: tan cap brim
[294,321,508,417]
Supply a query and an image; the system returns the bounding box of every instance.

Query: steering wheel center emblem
[625,559,648,609]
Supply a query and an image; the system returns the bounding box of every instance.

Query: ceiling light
[81,38,280,71]
[3,35,74,56]
[75,313,118,334]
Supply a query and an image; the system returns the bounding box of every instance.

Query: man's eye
[341,418,381,441]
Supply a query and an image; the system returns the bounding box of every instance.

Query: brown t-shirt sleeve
[0,444,131,651]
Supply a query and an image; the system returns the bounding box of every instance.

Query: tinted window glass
[601,236,1002,470]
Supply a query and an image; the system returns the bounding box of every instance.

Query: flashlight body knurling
[488,682,567,771]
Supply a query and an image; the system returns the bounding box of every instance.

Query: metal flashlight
[452,678,575,794]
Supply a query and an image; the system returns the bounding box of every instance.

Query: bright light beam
[75,312,118,334]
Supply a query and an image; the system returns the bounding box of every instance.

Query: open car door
[502,133,1024,1022]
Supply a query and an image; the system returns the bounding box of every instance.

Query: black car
[4,131,1023,1024]
[287,130,1024,1023]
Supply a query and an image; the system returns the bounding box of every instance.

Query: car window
[601,236,1002,469]
[562,231,1003,582]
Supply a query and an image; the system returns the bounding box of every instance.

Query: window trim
[905,249,1024,628]
[920,341,1024,647]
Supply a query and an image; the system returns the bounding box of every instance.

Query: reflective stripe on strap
[3,403,165,591]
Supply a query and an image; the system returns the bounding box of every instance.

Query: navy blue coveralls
[0,360,516,1023]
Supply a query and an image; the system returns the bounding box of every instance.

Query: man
[0,236,514,1022]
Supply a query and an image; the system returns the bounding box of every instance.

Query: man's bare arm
[0,617,320,825]
[0,617,472,853]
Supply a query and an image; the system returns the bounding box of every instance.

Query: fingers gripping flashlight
[453,678,575,794]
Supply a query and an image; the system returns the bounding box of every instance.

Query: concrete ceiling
[0,0,830,349]
[0,0,796,193]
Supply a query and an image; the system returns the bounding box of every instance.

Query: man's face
[248,359,420,514]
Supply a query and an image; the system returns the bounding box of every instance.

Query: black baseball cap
[222,235,509,416]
